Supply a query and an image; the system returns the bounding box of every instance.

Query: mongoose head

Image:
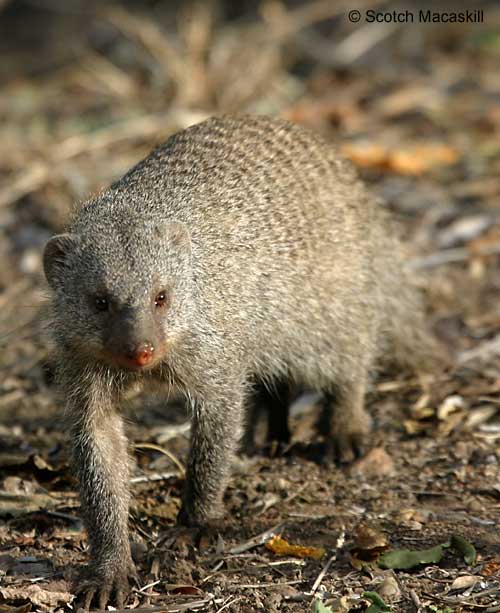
[43,205,192,371]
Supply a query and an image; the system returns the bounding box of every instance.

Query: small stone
[468,498,484,513]
[404,520,423,531]
[377,573,401,600]
[453,441,469,460]
[352,447,395,478]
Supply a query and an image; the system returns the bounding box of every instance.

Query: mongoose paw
[327,431,366,464]
[177,504,201,527]
[325,412,372,465]
[177,505,213,528]
[177,503,223,529]
[75,564,136,610]
[240,437,258,457]
[263,439,289,458]
[242,439,288,458]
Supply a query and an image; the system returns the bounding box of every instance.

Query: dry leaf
[353,525,389,551]
[396,509,432,524]
[449,575,479,591]
[0,604,31,613]
[403,419,428,435]
[342,142,460,175]
[482,560,500,576]
[265,535,325,559]
[389,145,459,174]
[409,406,435,421]
[438,411,466,437]
[0,584,73,607]
[350,525,389,569]
[341,143,387,168]
[468,224,500,262]
[465,405,498,428]
[437,395,466,420]
[0,492,57,517]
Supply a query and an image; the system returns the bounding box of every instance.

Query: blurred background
[1,1,500,610]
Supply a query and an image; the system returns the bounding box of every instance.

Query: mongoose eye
[94,296,109,312]
[155,291,167,308]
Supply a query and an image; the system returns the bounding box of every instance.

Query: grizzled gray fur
[43,115,438,607]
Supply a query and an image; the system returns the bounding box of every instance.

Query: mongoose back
[43,115,436,607]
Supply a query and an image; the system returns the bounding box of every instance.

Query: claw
[115,588,125,610]
[82,588,95,611]
[324,410,372,465]
[74,564,133,610]
[98,585,111,611]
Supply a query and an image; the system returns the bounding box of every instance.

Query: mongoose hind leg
[265,380,292,448]
[241,383,264,456]
[243,379,292,456]
[322,372,372,465]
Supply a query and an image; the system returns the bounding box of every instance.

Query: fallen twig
[409,244,500,270]
[309,553,335,596]
[104,601,213,613]
[215,596,242,613]
[457,334,500,365]
[237,579,304,589]
[228,522,284,555]
[135,442,186,476]
[130,471,179,484]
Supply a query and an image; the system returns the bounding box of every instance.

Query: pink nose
[126,343,154,367]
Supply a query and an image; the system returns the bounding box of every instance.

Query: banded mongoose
[43,114,438,607]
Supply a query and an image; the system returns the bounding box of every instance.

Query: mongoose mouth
[112,355,156,371]
[103,341,159,371]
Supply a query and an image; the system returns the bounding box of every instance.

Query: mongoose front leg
[178,387,244,525]
[324,373,372,464]
[64,371,134,609]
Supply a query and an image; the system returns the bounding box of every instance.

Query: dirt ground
[0,1,499,612]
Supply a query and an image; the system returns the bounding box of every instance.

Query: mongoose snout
[115,341,156,369]
[103,307,164,369]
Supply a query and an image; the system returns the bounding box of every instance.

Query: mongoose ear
[43,233,78,290]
